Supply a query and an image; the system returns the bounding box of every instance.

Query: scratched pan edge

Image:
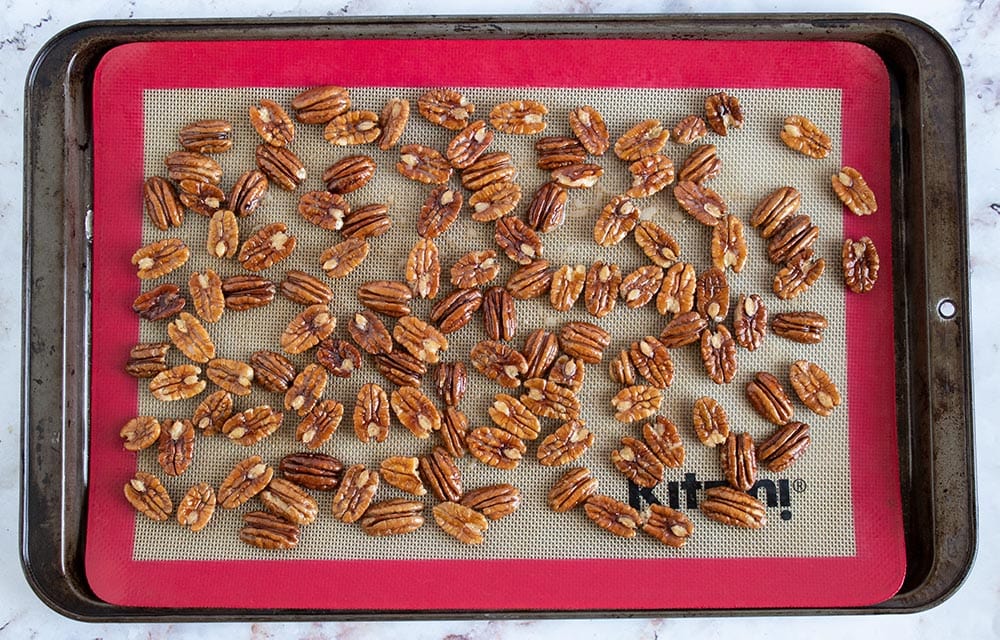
[19,15,974,621]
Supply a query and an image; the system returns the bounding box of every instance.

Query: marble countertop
[2,0,996,637]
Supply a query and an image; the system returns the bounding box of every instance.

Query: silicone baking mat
[88,39,903,610]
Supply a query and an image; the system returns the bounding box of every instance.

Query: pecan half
[238,222,296,272]
[672,115,708,145]
[347,310,393,355]
[218,456,273,509]
[316,338,362,378]
[711,215,748,273]
[772,311,827,344]
[132,238,190,280]
[418,89,474,130]
[462,152,517,191]
[550,162,603,189]
[358,280,412,317]
[643,417,685,468]
[460,484,520,521]
[643,504,694,547]
[222,275,275,311]
[124,472,172,521]
[495,216,543,266]
[781,114,831,158]
[285,364,328,417]
[548,467,597,512]
[440,406,470,458]
[192,389,232,435]
[751,186,801,238]
[330,464,380,523]
[176,483,216,531]
[506,259,553,300]
[125,342,170,378]
[549,264,586,312]
[259,477,318,525]
[446,119,494,168]
[222,406,283,446]
[167,312,215,363]
[535,136,585,170]
[526,181,568,233]
[378,97,410,150]
[323,155,377,194]
[733,294,767,351]
[559,321,610,364]
[721,432,757,492]
[143,176,183,230]
[469,181,522,222]
[434,501,488,544]
[490,99,547,134]
[521,328,559,379]
[229,169,268,217]
[354,382,391,443]
[451,250,500,288]
[482,286,517,342]
[206,358,254,396]
[635,220,681,268]
[296,398,344,449]
[490,392,543,439]
[469,339,528,388]
[704,91,744,136]
[537,419,594,467]
[417,188,462,240]
[832,166,877,215]
[693,396,730,447]
[620,265,663,310]
[700,326,737,384]
[255,144,306,190]
[674,181,727,226]
[297,191,348,231]
[187,270,224,323]
[614,119,669,161]
[133,284,185,321]
[391,386,441,439]
[291,85,350,123]
[789,360,842,416]
[240,511,299,549]
[177,179,225,217]
[594,195,640,247]
[746,372,794,425]
[320,238,370,279]
[467,426,526,470]
[249,98,295,147]
[324,110,381,146]
[612,436,664,488]
[157,419,194,477]
[206,209,239,259]
[361,499,425,536]
[627,154,675,198]
[420,446,463,502]
[394,315,449,363]
[584,495,641,538]
[380,456,426,496]
[280,452,343,491]
[250,350,295,392]
[280,270,333,307]
[165,151,222,185]
[678,144,721,184]
[609,350,636,385]
[178,119,232,154]
[758,422,812,472]
[584,261,622,318]
[768,214,819,264]
[397,144,452,184]
[843,236,880,293]
[429,287,483,334]
[120,416,160,451]
[568,105,610,155]
[658,310,707,348]
[611,385,663,423]
[696,267,730,323]
[281,304,336,354]
[374,350,427,387]
[629,336,674,389]
[701,486,766,529]
[774,258,826,300]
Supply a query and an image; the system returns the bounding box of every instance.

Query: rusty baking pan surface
[21,15,973,620]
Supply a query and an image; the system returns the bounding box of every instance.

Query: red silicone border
[89,38,902,611]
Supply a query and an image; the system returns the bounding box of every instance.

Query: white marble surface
[2,0,997,637]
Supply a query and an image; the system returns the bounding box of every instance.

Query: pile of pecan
[123,85,877,550]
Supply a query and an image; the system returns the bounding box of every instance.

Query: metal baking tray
[20,15,974,620]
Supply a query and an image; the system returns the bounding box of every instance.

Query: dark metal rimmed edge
[21,14,974,621]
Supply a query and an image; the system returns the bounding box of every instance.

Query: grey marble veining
[2,1,996,638]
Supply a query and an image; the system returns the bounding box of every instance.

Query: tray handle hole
[937,298,957,320]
